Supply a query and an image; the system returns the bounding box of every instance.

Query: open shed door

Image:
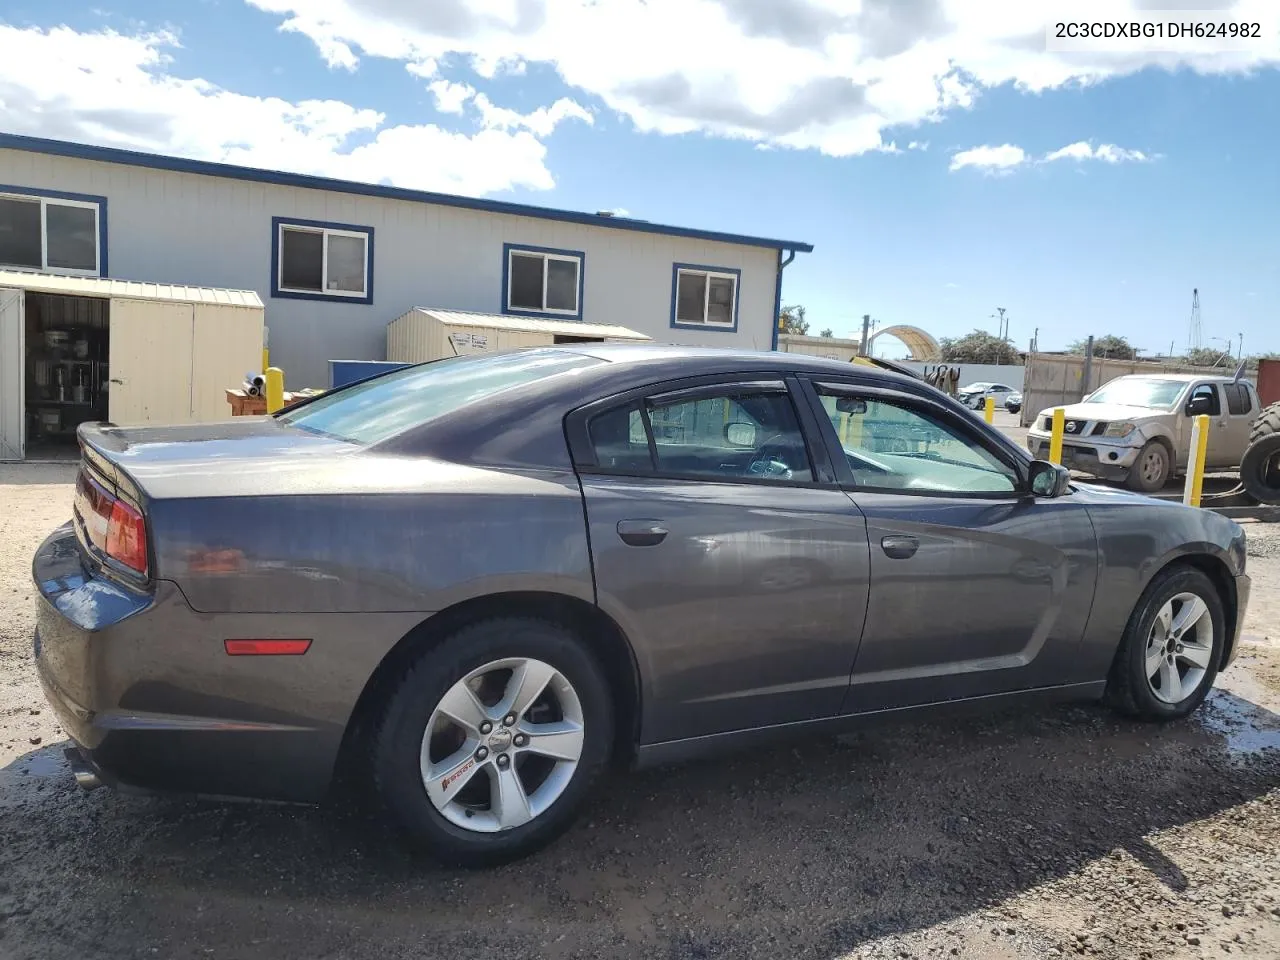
[0,287,23,459]
[109,299,195,425]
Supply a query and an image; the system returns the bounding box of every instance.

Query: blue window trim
[669,263,741,334]
[0,134,813,254]
[0,183,108,276]
[270,216,374,305]
[501,243,585,321]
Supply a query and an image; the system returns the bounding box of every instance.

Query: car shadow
[1,685,1278,959]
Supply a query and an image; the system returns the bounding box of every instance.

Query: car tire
[371,617,614,867]
[1104,565,1224,722]
[1240,401,1280,506]
[1126,440,1170,492]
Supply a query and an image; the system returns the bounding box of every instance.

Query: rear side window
[279,350,602,444]
[1224,383,1253,416]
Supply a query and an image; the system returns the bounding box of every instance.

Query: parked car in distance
[957,382,1018,410]
[34,346,1249,867]
[1026,374,1261,492]
[1005,392,1023,414]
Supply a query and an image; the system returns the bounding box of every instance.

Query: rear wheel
[1105,566,1224,721]
[372,617,613,866]
[1126,440,1170,492]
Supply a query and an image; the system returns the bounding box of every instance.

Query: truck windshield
[278,349,603,444]
[1084,378,1185,409]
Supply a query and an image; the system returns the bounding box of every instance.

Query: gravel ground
[2,462,1280,960]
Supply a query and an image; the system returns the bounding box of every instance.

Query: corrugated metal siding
[0,269,262,307]
[0,149,781,387]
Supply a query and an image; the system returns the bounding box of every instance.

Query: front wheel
[1105,566,1224,721]
[1126,440,1170,492]
[372,617,613,867]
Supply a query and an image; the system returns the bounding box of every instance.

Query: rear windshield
[1085,377,1185,409]
[279,349,603,444]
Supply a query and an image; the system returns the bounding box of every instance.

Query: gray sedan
[33,345,1250,866]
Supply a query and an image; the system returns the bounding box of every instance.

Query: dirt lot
[2,461,1280,960]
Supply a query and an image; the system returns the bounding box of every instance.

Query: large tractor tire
[1241,401,1280,505]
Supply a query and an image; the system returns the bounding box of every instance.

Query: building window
[503,244,583,319]
[0,188,104,276]
[271,217,374,304]
[671,264,739,331]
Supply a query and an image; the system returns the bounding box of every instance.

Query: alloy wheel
[1140,446,1166,486]
[420,658,585,833]
[1144,592,1214,704]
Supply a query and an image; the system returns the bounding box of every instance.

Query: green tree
[778,304,809,335]
[1185,346,1231,368]
[1070,334,1135,360]
[939,329,1020,364]
[819,327,834,338]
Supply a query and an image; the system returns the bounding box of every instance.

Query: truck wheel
[1126,440,1170,492]
[372,617,613,867]
[1241,402,1280,506]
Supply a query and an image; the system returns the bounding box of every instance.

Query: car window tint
[1189,383,1221,416]
[644,389,812,483]
[815,388,1018,495]
[587,404,653,473]
[1224,383,1252,416]
[279,350,602,444]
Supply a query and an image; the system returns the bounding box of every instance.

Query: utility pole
[859,314,871,357]
[1238,332,1244,363]
[1032,327,1039,352]
[1081,335,1095,396]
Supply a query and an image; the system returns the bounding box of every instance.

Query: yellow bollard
[262,347,270,373]
[1048,408,1065,465]
[983,396,995,424]
[1183,414,1210,506]
[265,366,285,414]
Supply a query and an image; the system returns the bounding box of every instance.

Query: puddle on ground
[1198,654,1280,755]
[0,747,67,779]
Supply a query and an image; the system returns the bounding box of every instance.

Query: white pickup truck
[1025,373,1260,492]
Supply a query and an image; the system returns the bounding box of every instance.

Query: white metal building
[0,271,264,460]
[0,134,812,391]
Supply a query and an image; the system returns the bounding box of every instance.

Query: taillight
[105,498,148,575]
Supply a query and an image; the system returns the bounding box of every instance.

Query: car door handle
[881,535,919,560]
[617,520,668,547]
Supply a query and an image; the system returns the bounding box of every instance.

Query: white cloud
[1043,141,1150,163]
[0,25,583,197]
[951,140,1153,172]
[473,94,593,137]
[949,144,1027,172]
[245,0,1280,157]
[428,79,476,114]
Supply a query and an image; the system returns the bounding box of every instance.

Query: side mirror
[1028,460,1071,498]
[724,421,757,447]
[1186,396,1212,417]
[836,397,868,415]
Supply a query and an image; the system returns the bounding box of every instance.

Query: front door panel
[844,492,1099,712]
[582,475,871,743]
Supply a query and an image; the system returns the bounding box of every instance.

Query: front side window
[0,192,101,274]
[672,265,738,329]
[816,386,1018,495]
[274,219,372,301]
[1188,383,1221,416]
[587,387,812,483]
[505,246,582,317]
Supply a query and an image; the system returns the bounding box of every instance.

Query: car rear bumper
[32,523,411,803]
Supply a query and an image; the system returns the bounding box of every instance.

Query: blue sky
[0,0,1276,357]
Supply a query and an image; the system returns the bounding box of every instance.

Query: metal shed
[0,270,263,460]
[386,307,650,363]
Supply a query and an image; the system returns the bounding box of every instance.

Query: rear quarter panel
[148,465,595,613]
